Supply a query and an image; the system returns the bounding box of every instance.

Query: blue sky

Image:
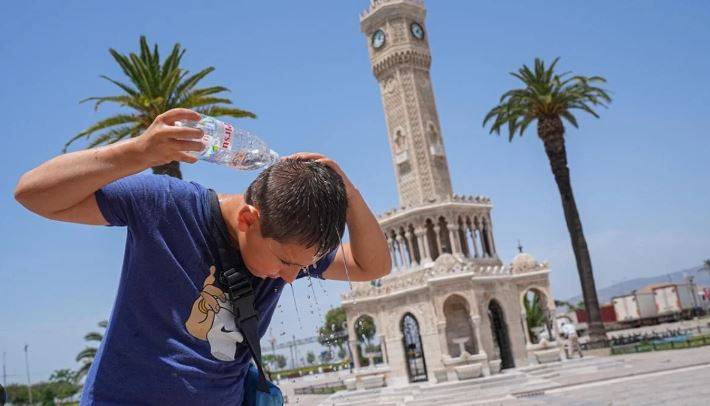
[1,0,709,383]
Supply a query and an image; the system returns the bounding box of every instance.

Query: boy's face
[236,204,322,283]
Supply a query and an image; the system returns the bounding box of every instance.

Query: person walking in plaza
[561,321,584,359]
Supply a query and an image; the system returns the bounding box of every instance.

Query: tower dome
[511,252,538,273]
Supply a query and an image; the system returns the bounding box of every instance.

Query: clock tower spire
[360,0,453,208]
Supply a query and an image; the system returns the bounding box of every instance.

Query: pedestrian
[561,321,584,359]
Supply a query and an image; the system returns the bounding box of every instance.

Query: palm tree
[483,58,612,344]
[65,36,256,178]
[75,320,108,382]
[318,307,348,352]
[524,293,545,342]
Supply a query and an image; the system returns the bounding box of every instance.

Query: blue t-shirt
[82,174,335,405]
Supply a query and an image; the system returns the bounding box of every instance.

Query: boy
[14,108,391,405]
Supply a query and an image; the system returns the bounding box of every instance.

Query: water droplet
[289,283,303,330]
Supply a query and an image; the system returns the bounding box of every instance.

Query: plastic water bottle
[175,115,279,170]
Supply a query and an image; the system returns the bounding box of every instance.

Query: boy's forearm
[14,109,203,218]
[14,139,148,216]
[345,188,391,278]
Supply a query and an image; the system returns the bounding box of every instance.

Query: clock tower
[360,0,453,208]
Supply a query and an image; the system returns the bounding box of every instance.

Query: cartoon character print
[185,265,244,361]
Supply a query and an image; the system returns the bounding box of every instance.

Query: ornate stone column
[483,221,496,257]
[521,310,532,345]
[379,334,389,364]
[415,227,431,264]
[348,339,362,368]
[448,222,463,258]
[437,321,450,357]
[470,313,490,376]
[405,230,419,267]
[396,234,409,269]
[479,228,489,258]
[433,224,443,255]
[469,224,480,258]
[485,216,497,257]
[470,315,486,356]
[386,235,397,271]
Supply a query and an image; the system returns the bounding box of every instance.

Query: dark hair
[245,158,348,257]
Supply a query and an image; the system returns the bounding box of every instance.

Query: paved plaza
[283,346,710,405]
[511,363,710,406]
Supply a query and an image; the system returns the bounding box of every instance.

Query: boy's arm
[286,153,391,282]
[14,109,203,225]
[326,188,392,282]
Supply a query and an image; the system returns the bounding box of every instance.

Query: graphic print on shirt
[185,265,244,361]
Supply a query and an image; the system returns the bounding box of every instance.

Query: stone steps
[322,372,532,406]
[318,357,627,406]
[526,357,623,377]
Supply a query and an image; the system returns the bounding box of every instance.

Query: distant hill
[563,265,710,306]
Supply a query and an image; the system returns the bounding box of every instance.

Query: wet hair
[244,158,348,257]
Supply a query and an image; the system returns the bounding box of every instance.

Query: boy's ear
[236,204,260,232]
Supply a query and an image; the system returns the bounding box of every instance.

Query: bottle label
[222,123,234,150]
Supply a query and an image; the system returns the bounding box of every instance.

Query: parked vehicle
[652,284,698,320]
[612,291,657,325]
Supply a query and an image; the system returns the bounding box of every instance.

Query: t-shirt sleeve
[94,173,203,228]
[297,250,337,280]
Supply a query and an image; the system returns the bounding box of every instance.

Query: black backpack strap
[206,190,270,393]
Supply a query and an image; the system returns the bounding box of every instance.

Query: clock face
[372,29,386,49]
[411,22,425,40]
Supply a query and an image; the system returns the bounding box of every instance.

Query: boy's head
[235,158,348,282]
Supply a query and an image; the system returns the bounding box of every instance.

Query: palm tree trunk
[538,116,606,345]
[151,161,183,179]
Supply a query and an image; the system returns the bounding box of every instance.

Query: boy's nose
[280,267,300,284]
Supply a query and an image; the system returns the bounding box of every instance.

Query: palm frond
[75,347,97,363]
[80,95,138,111]
[84,332,104,342]
[483,57,612,140]
[86,125,140,148]
[108,48,144,93]
[99,75,138,97]
[560,111,579,128]
[197,106,257,119]
[179,97,233,109]
[161,43,185,78]
[64,114,140,152]
[175,67,216,96]
[75,362,93,381]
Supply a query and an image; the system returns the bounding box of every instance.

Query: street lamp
[24,344,33,405]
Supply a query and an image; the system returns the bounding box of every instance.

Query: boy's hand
[284,152,357,200]
[132,108,205,167]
